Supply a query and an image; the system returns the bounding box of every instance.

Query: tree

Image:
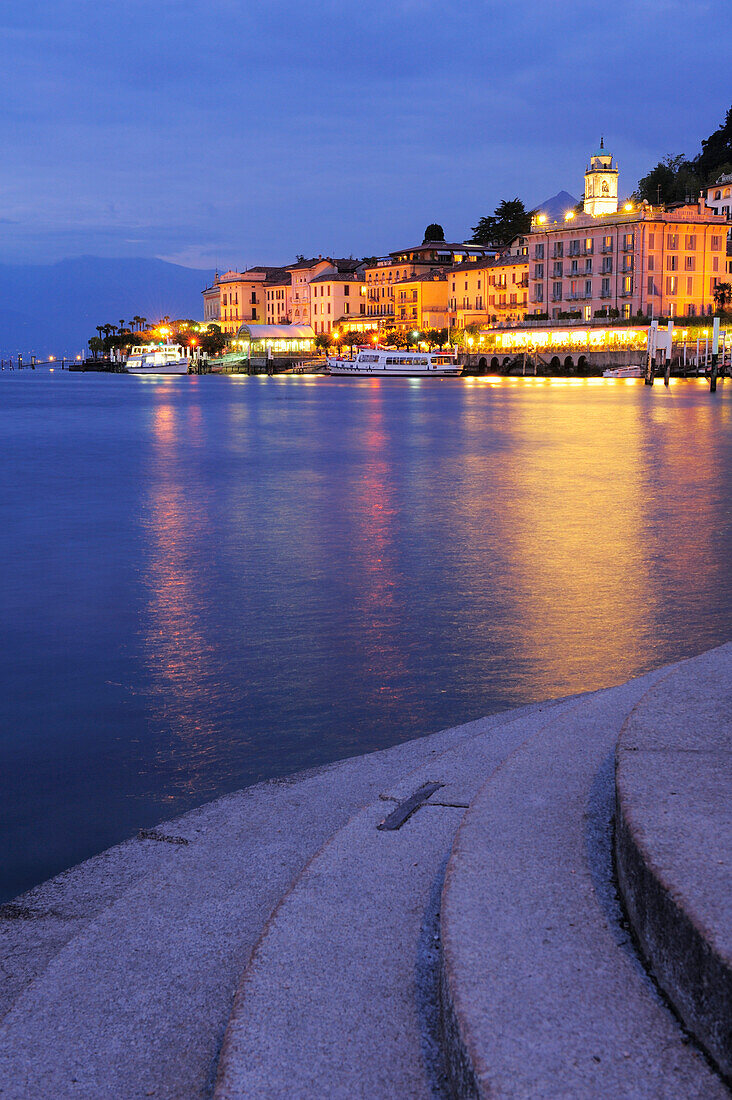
[637,154,701,205]
[468,199,531,247]
[421,328,448,348]
[88,336,103,359]
[713,282,732,311]
[423,223,445,242]
[695,105,732,182]
[315,333,330,352]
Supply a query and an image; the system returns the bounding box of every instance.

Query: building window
[569,239,581,256]
[711,235,722,251]
[667,255,678,271]
[602,235,613,253]
[533,285,544,302]
[553,242,564,258]
[647,277,657,296]
[553,261,563,277]
[584,238,594,255]
[666,276,678,295]
[684,235,697,250]
[684,255,695,271]
[602,278,611,298]
[648,233,655,248]
[686,277,693,295]
[622,233,634,251]
[601,257,613,274]
[552,282,562,301]
[585,280,592,297]
[667,233,679,250]
[622,276,632,295]
[534,243,544,259]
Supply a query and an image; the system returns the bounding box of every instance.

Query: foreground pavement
[0,647,729,1098]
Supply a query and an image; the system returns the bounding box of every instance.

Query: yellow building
[202,268,288,334]
[449,255,529,330]
[365,236,496,325]
[393,271,449,332]
[310,273,366,335]
[265,273,291,325]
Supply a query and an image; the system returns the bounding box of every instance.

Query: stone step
[615,642,732,1081]
[439,659,727,1098]
[0,704,539,1099]
[213,699,579,1098]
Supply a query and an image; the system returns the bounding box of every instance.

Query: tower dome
[584,138,619,217]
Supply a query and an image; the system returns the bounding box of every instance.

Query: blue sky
[0,0,725,268]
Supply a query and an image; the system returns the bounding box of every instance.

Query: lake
[2,371,730,902]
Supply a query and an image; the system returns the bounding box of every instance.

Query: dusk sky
[2,0,725,270]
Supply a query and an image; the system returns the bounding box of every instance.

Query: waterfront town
[185,141,732,372]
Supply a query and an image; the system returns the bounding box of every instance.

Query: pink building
[528,145,728,321]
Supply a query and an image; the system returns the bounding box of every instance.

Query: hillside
[0,257,214,359]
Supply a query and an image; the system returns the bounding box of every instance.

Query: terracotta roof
[393,271,447,285]
[456,254,528,272]
[309,272,365,284]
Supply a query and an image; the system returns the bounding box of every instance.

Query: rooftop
[309,272,365,284]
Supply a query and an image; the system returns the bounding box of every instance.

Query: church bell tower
[583,138,619,217]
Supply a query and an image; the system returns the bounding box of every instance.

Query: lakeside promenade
[0,644,729,1097]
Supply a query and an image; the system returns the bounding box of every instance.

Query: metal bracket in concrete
[377,783,444,831]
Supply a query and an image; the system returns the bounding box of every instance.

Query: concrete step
[439,660,727,1098]
[615,642,732,1081]
[0,704,541,1099]
[213,699,579,1098]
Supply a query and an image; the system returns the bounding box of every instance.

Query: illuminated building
[527,142,728,322]
[706,172,732,220]
[393,271,449,332]
[286,257,363,326]
[202,281,220,324]
[449,254,529,330]
[264,273,292,325]
[309,273,366,335]
[583,139,619,217]
[201,268,288,334]
[365,237,496,324]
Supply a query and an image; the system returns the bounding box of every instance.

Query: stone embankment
[0,646,729,1098]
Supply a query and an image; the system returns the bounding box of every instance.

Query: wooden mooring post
[710,316,720,393]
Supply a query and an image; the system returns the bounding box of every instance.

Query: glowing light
[564,211,575,221]
[623,203,633,212]
[537,215,547,225]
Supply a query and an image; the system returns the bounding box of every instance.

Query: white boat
[125,344,191,375]
[327,348,461,377]
[602,365,643,378]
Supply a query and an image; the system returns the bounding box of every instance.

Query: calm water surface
[1,371,731,901]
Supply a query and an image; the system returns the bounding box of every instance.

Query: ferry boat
[125,344,191,375]
[327,348,461,377]
[602,365,643,378]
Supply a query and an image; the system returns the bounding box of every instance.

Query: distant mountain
[0,257,214,358]
[532,190,579,223]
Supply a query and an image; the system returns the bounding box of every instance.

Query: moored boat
[125,344,191,375]
[602,365,643,378]
[327,348,461,377]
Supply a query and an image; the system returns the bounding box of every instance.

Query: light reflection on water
[1,373,730,901]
